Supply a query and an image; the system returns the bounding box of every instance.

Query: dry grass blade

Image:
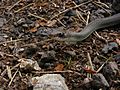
[14,3,34,13]
[50,0,92,20]
[8,69,19,87]
[8,0,22,11]
[87,52,94,71]
[0,39,23,45]
[6,66,12,79]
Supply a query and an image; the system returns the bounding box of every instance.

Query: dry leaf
[83,67,96,74]
[29,27,37,32]
[54,64,64,71]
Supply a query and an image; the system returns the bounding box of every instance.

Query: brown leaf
[83,67,96,74]
[29,27,37,32]
[54,64,64,71]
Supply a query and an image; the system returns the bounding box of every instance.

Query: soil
[0,0,120,90]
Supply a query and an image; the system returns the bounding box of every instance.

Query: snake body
[64,13,120,44]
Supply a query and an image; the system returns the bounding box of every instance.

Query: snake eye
[57,32,65,37]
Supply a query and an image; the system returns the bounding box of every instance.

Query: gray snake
[62,13,120,44]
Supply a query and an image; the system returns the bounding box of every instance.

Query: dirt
[0,0,120,90]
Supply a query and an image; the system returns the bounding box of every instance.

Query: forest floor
[0,0,120,90]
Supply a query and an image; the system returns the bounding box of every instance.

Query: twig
[1,64,20,77]
[50,0,91,20]
[28,12,47,21]
[0,52,14,57]
[8,0,22,11]
[96,59,108,73]
[73,1,86,24]
[6,65,12,79]
[8,69,19,87]
[57,19,66,27]
[86,11,90,25]
[96,55,111,72]
[87,52,94,71]
[32,70,83,76]
[76,10,86,24]
[14,3,34,13]
[94,31,108,43]
[92,1,111,15]
[0,39,23,45]
[95,1,110,8]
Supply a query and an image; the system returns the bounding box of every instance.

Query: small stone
[18,58,41,71]
[65,50,76,57]
[102,62,119,81]
[102,42,118,54]
[31,74,69,90]
[114,54,120,62]
[92,73,109,89]
[108,62,119,75]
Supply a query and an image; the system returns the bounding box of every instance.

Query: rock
[79,78,93,90]
[64,50,76,57]
[31,74,69,90]
[102,62,119,81]
[108,62,119,75]
[114,54,120,63]
[92,73,109,89]
[112,0,120,12]
[38,51,56,68]
[102,42,118,54]
[18,58,41,71]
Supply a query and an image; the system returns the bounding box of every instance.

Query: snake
[61,13,120,44]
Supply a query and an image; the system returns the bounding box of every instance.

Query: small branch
[87,52,94,71]
[50,0,91,20]
[32,70,83,76]
[28,12,47,21]
[8,69,19,87]
[86,11,90,25]
[92,1,111,15]
[96,59,108,73]
[14,3,34,13]
[8,0,22,11]
[0,39,23,45]
[94,31,107,43]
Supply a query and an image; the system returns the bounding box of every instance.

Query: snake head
[54,32,82,44]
